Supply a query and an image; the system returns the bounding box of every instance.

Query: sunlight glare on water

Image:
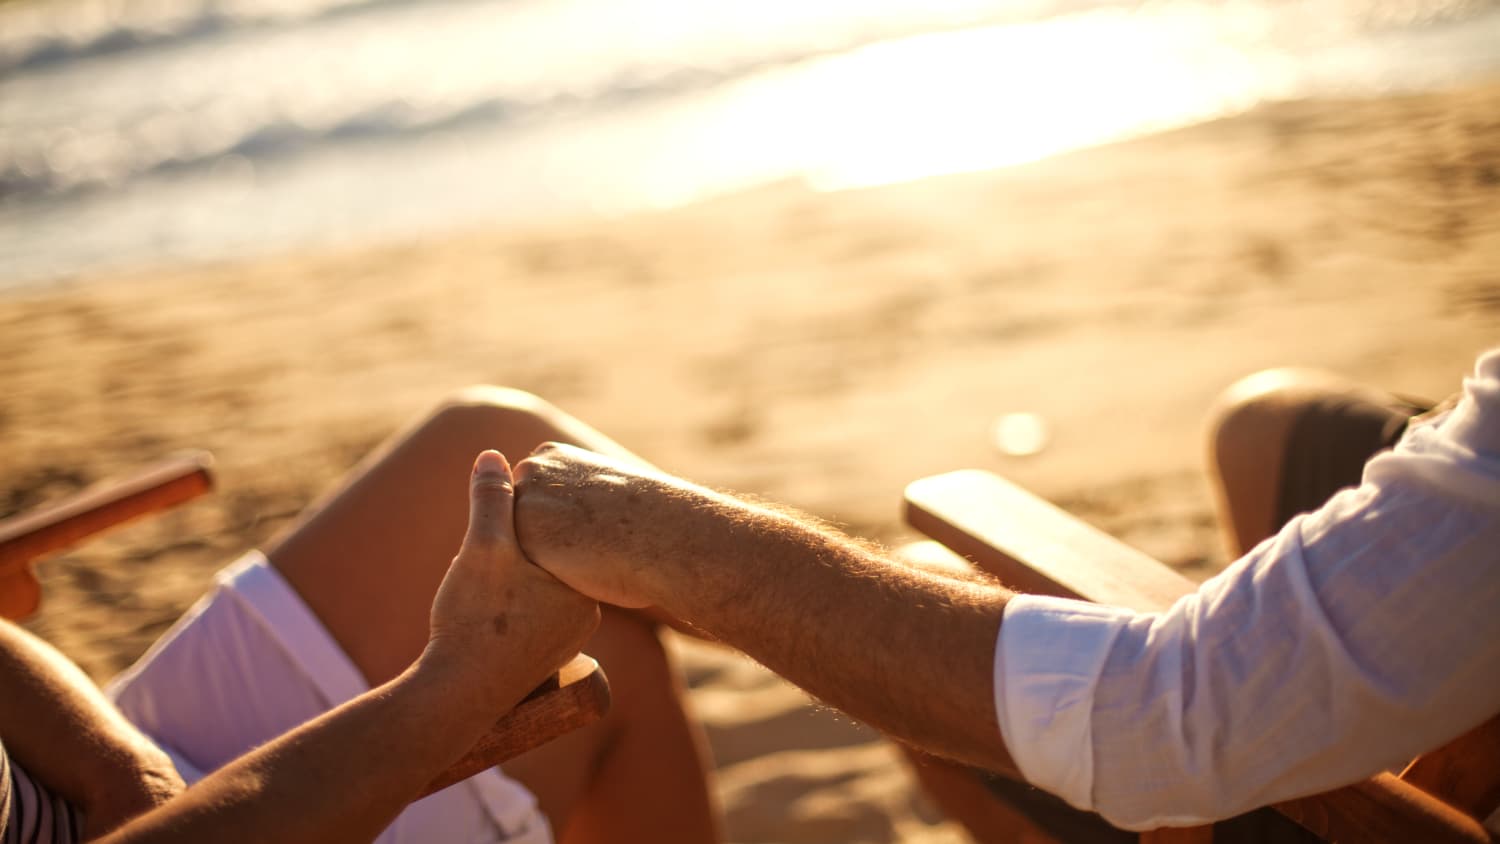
[682,7,1293,193]
[3,0,1500,284]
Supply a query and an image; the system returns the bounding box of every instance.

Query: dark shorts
[981,389,1429,842]
[1274,393,1427,528]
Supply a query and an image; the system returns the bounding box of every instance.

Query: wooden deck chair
[0,453,610,799]
[903,469,1500,844]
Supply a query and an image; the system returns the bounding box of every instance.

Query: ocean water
[3,0,1499,287]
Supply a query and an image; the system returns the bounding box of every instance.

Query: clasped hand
[427,443,718,703]
[422,450,601,708]
[513,442,713,611]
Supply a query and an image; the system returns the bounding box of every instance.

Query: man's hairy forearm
[643,489,1018,773]
[515,444,1018,772]
[0,620,182,833]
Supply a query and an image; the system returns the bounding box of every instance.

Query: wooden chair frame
[905,469,1499,844]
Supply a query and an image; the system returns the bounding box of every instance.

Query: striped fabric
[0,738,82,844]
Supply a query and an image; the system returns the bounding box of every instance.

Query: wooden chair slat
[905,469,1198,612]
[422,654,611,796]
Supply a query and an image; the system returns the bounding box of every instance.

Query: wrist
[411,642,533,727]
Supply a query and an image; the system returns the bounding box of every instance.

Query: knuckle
[513,462,554,490]
[511,462,534,486]
[472,476,514,495]
[452,546,488,568]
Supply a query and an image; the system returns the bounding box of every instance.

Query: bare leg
[1204,368,1414,556]
[903,751,1057,844]
[265,387,720,841]
[506,606,722,843]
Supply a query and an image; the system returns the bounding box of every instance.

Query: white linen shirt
[994,348,1500,831]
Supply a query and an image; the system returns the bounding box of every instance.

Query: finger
[464,449,517,553]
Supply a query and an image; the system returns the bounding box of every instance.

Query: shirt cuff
[995,594,1135,811]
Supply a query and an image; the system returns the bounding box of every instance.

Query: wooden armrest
[904,468,1498,844]
[1402,713,1500,820]
[422,653,611,797]
[1274,772,1494,844]
[904,469,1196,612]
[0,451,216,572]
[0,452,216,619]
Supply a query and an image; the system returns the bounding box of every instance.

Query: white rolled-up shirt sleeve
[993,596,1133,813]
[993,348,1500,830]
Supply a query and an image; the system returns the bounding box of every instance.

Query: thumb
[463,449,517,555]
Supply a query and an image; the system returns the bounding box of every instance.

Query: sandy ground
[2,80,1498,842]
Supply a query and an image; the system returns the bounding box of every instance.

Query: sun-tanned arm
[0,620,185,836]
[99,656,515,844]
[512,444,1018,775]
[12,451,597,844]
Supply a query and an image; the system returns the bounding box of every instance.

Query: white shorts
[108,552,553,844]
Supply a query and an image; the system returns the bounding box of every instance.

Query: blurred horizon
[4,0,1500,287]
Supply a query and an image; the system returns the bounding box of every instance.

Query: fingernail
[474,449,507,477]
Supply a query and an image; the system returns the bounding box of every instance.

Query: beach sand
[3,80,1498,842]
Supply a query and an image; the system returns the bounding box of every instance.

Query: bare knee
[423,386,574,460]
[588,607,676,696]
[1207,367,1388,478]
[1208,370,1308,482]
[438,385,561,426]
[438,384,646,469]
[1206,368,1357,554]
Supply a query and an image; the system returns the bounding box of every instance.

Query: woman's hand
[422,450,600,714]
